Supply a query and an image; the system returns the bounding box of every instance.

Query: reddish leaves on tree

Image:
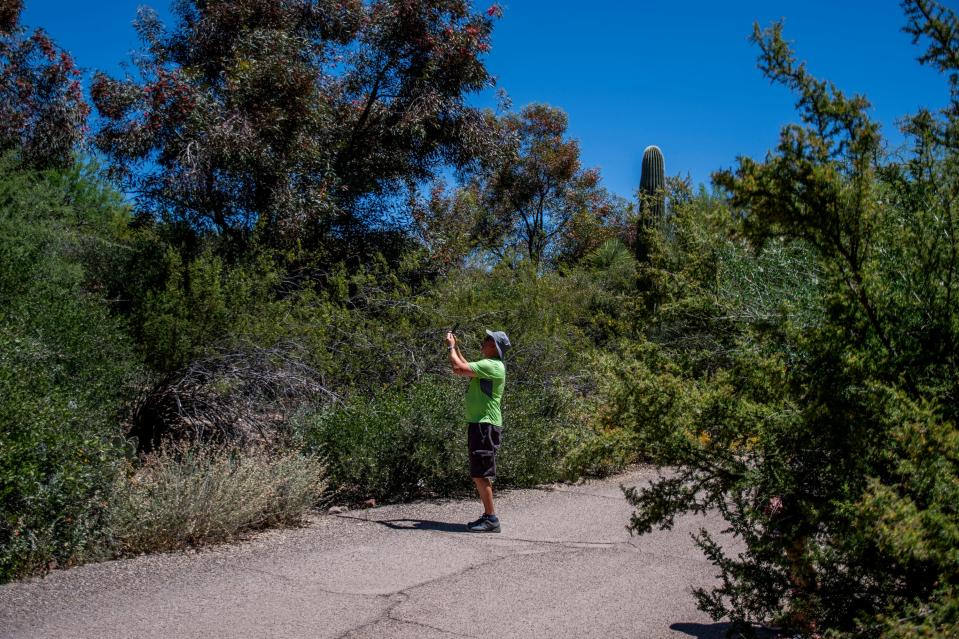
[92,0,500,250]
[0,0,23,35]
[0,9,89,169]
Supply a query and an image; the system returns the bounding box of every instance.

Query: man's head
[482,329,511,360]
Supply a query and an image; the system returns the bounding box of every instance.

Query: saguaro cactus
[639,145,665,222]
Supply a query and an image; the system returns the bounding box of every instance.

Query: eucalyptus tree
[92,0,504,255]
[0,0,88,169]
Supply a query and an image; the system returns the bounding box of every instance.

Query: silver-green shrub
[106,443,326,554]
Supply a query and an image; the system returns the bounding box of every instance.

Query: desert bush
[295,380,464,500]
[0,327,128,579]
[106,443,326,554]
[127,342,334,453]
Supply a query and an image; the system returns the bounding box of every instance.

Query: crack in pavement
[223,565,472,639]
[332,588,482,639]
[326,538,587,639]
[332,592,407,639]
[623,541,718,565]
[389,617,479,639]
[354,597,482,639]
[540,487,634,502]
[491,535,624,548]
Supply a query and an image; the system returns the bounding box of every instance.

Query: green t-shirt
[465,358,506,426]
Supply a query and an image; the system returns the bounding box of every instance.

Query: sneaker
[466,514,501,533]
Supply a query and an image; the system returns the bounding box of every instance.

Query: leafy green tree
[91,0,502,255]
[408,179,487,272]
[613,3,959,636]
[470,104,618,267]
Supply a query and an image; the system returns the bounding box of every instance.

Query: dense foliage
[0,153,141,578]
[606,3,959,636]
[91,0,502,256]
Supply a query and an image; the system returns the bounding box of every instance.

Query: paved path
[1,467,739,638]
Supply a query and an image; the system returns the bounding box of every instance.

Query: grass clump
[106,443,326,554]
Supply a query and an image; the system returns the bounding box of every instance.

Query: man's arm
[446,332,476,377]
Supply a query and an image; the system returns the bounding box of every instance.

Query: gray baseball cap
[485,329,511,359]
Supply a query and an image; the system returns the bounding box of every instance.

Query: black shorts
[468,422,502,479]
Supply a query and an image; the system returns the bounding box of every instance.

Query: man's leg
[467,423,501,531]
[472,476,494,516]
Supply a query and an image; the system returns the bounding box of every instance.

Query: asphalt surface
[0,467,742,639]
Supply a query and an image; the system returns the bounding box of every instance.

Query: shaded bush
[128,342,332,453]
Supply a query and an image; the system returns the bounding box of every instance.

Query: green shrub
[0,155,141,581]
[496,378,593,486]
[106,443,326,554]
[560,427,639,478]
[296,379,470,500]
[127,244,330,374]
[0,329,130,579]
[613,11,959,636]
[296,376,592,501]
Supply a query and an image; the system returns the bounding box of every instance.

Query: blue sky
[22,1,953,199]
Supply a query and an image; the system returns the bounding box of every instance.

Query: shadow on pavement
[349,517,470,533]
[378,518,471,533]
[671,622,778,639]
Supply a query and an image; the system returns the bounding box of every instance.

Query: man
[446,328,510,533]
